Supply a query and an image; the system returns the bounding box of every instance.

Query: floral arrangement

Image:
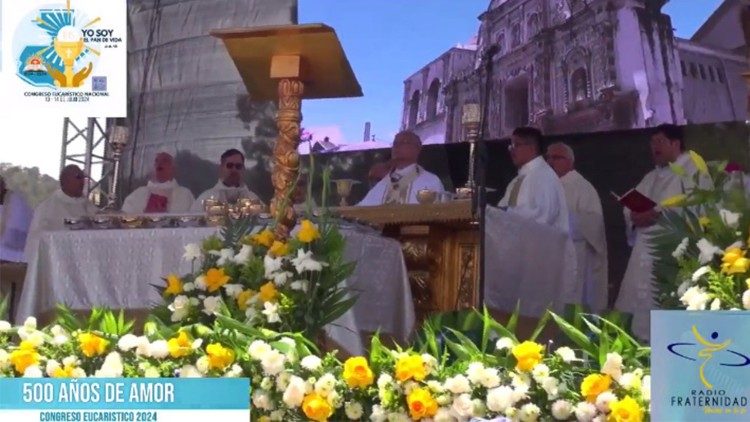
[0,306,650,422]
[652,152,750,310]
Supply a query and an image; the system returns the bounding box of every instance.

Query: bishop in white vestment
[0,176,33,263]
[121,152,194,214]
[547,143,608,312]
[358,131,444,206]
[191,149,262,212]
[615,125,705,340]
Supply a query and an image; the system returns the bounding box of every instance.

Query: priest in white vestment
[358,131,444,206]
[0,176,33,263]
[24,165,97,261]
[191,149,262,212]
[547,142,608,312]
[615,124,705,340]
[498,127,569,233]
[121,152,194,214]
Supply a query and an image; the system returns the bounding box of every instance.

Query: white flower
[291,249,327,273]
[486,386,515,413]
[183,243,202,261]
[249,340,272,361]
[261,349,286,376]
[50,325,69,345]
[496,336,514,351]
[680,286,711,310]
[697,239,722,264]
[618,372,642,391]
[0,321,11,332]
[276,372,292,392]
[283,375,307,408]
[270,271,293,287]
[672,237,689,259]
[345,401,363,420]
[224,364,243,378]
[24,317,37,330]
[433,408,453,422]
[692,266,711,282]
[263,255,283,277]
[211,248,234,266]
[196,356,209,374]
[26,331,45,348]
[595,391,617,413]
[422,353,438,374]
[290,280,309,292]
[719,209,741,228]
[444,374,471,394]
[134,336,151,357]
[551,400,573,420]
[182,282,195,292]
[480,367,501,388]
[262,302,281,323]
[541,376,560,399]
[451,394,474,418]
[202,296,222,316]
[377,373,393,389]
[710,298,722,310]
[23,365,43,378]
[301,355,322,372]
[0,349,8,370]
[179,365,203,378]
[169,295,190,322]
[743,290,750,310]
[531,363,550,382]
[574,401,598,422]
[519,403,540,422]
[233,244,253,264]
[62,356,79,367]
[601,352,623,381]
[46,360,61,377]
[194,276,207,291]
[117,334,139,352]
[677,280,692,297]
[642,375,651,401]
[315,373,337,396]
[511,371,531,393]
[144,367,161,378]
[149,340,169,359]
[370,405,387,422]
[555,346,577,362]
[466,362,486,385]
[252,390,275,411]
[387,412,410,422]
[95,352,123,377]
[245,307,258,321]
[403,381,418,395]
[223,284,244,298]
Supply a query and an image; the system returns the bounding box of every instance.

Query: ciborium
[102,126,129,211]
[49,25,91,87]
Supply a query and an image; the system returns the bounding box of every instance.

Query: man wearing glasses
[358,131,444,206]
[497,127,569,233]
[192,149,262,211]
[121,152,194,214]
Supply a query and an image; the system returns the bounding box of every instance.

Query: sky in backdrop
[0,0,727,178]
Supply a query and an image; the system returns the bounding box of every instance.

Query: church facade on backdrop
[401,0,748,143]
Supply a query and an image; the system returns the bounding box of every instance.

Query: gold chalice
[51,26,89,87]
[332,179,360,207]
[455,187,473,200]
[416,189,437,204]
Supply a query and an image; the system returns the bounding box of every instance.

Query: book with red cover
[611,189,656,213]
[144,193,169,213]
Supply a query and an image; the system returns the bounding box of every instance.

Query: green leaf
[549,312,596,358]
[529,310,551,342]
[506,301,521,334]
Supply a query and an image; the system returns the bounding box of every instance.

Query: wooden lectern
[211,24,362,238]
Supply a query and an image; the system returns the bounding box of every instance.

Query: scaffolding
[59,117,115,206]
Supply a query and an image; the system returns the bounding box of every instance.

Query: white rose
[0,349,8,369]
[444,374,471,394]
[134,336,151,357]
[182,282,195,292]
[169,295,190,322]
[314,373,337,396]
[276,371,292,392]
[642,375,651,401]
[719,209,741,228]
[555,346,577,362]
[551,400,573,420]
[196,356,209,374]
[680,286,711,310]
[261,349,286,376]
[519,403,540,422]
[692,266,711,282]
[422,353,438,374]
[496,336,515,351]
[574,402,597,422]
[345,401,364,420]
[117,334,140,352]
[300,355,322,371]
[531,363,550,382]
[370,405,386,422]
[95,352,123,377]
[271,271,293,287]
[50,325,69,344]
[179,365,203,378]
[213,248,234,266]
[710,298,722,310]
[282,375,307,408]
[466,361,485,385]
[202,296,222,316]
[233,244,253,264]
[46,360,61,377]
[595,391,617,413]
[451,394,474,418]
[618,372,642,391]
[23,365,43,378]
[223,284,244,298]
[672,237,689,259]
[486,385,515,413]
[377,373,393,389]
[403,381,418,395]
[24,317,37,330]
[248,340,272,361]
[601,352,623,381]
[194,276,207,291]
[511,372,531,393]
[697,239,722,264]
[62,356,79,367]
[144,367,161,378]
[743,290,750,310]
[541,376,560,399]
[149,340,169,359]
[0,320,11,332]
[433,408,453,422]
[263,255,283,277]
[252,390,275,411]
[183,243,202,261]
[262,301,281,323]
[71,368,87,378]
[224,364,243,378]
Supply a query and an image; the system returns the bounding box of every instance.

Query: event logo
[12,0,122,90]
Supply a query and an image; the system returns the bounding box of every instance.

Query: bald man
[122,152,194,214]
[24,165,97,260]
[546,142,608,312]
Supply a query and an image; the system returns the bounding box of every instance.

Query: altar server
[358,131,444,206]
[121,152,194,214]
[191,149,262,212]
[547,142,608,312]
[498,127,569,233]
[0,175,33,263]
[24,165,97,260]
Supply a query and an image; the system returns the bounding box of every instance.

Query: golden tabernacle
[334,201,479,322]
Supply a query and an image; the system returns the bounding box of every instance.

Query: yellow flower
[206,343,235,371]
[343,356,374,389]
[9,340,40,375]
[257,417,271,422]
[395,354,426,382]
[689,150,708,175]
[512,341,544,372]
[407,387,438,420]
[204,268,230,293]
[302,393,333,422]
[661,194,687,208]
[698,216,710,230]
[251,229,275,248]
[297,219,321,243]
[52,364,77,378]
[581,373,612,402]
[167,331,193,358]
[721,247,750,275]
[746,278,750,290]
[236,289,255,311]
[259,282,278,303]
[78,332,109,358]
[164,274,183,296]
[268,241,289,257]
[608,396,644,422]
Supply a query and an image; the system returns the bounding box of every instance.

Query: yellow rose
[164,274,183,296]
[206,343,234,371]
[251,229,275,248]
[52,364,77,378]
[609,396,644,422]
[721,247,750,275]
[236,289,255,311]
[302,393,333,422]
[204,268,230,293]
[78,332,109,358]
[259,282,278,303]
[407,387,438,420]
[343,356,374,389]
[661,194,687,208]
[9,340,40,375]
[297,219,321,243]
[268,241,289,257]
[689,150,708,175]
[395,354,426,382]
[167,331,193,358]
[512,341,544,372]
[581,373,612,402]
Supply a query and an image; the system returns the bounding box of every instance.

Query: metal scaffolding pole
[60,117,116,207]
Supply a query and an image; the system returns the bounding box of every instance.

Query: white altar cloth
[16,225,414,355]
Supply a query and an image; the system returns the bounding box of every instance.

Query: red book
[611,189,656,213]
[144,193,168,213]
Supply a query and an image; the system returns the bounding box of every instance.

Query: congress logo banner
[652,311,750,421]
[1,0,126,118]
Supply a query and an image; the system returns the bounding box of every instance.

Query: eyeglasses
[508,142,530,151]
[224,162,244,170]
